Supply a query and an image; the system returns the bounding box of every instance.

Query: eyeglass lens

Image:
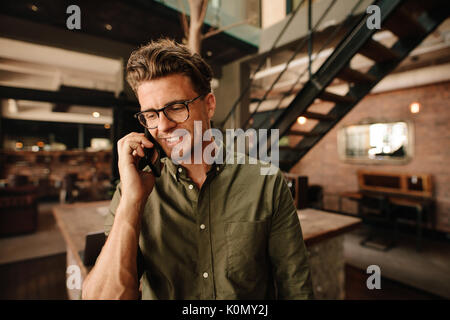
[139,103,188,128]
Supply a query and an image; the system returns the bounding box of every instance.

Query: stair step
[337,67,376,84]
[287,130,320,137]
[318,91,356,104]
[279,159,296,164]
[279,146,309,153]
[401,0,439,14]
[383,8,427,39]
[279,159,297,170]
[303,111,336,121]
[359,39,400,63]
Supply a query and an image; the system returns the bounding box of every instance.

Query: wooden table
[298,208,361,246]
[52,200,110,299]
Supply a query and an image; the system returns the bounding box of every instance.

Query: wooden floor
[0,256,442,300]
[344,224,450,299]
[345,264,443,300]
[0,202,445,300]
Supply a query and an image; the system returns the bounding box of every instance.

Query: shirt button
[188,184,194,190]
[200,224,206,230]
[178,167,182,173]
[202,272,209,279]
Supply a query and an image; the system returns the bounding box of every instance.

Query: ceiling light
[297,116,307,125]
[410,102,420,114]
[92,111,100,118]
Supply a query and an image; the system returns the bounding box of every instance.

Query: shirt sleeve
[268,170,314,299]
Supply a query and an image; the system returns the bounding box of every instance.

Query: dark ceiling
[0,0,258,72]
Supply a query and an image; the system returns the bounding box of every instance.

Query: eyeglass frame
[134,94,205,129]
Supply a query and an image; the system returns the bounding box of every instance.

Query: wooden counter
[54,201,361,300]
[298,208,361,246]
[52,200,110,299]
[298,208,361,299]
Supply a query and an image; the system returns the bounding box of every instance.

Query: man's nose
[157,111,176,133]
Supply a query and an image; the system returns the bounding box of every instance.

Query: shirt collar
[163,138,227,182]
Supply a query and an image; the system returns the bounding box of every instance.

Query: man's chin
[166,143,192,164]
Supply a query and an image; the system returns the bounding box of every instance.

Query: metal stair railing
[257,0,405,161]
[220,0,307,128]
[268,0,449,170]
[252,0,367,131]
[240,0,339,130]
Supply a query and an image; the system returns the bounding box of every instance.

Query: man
[82,39,313,300]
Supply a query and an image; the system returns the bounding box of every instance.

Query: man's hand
[117,132,157,204]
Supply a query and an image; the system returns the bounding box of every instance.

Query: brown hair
[126,38,213,96]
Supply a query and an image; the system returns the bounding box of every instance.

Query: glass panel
[155,0,261,46]
[337,121,413,163]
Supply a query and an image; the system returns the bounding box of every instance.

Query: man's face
[136,73,216,160]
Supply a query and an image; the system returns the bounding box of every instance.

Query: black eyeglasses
[134,94,204,129]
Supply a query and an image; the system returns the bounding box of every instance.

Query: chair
[59,173,78,203]
[0,185,38,236]
[358,194,398,251]
[307,185,324,210]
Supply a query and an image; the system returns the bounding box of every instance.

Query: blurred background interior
[0,0,449,300]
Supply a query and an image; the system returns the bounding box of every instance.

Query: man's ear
[205,93,216,120]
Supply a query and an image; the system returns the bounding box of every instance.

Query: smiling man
[81,39,313,300]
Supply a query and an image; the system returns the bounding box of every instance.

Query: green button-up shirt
[105,152,313,300]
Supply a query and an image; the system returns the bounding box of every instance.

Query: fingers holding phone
[117,132,156,203]
[118,132,152,163]
[138,129,164,177]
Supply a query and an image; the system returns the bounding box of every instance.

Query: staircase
[222,0,449,172]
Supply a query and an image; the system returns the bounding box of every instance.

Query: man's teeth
[166,136,181,143]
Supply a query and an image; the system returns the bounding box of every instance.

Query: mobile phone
[138,129,165,177]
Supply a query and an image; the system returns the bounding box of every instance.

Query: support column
[77,124,84,149]
[111,105,121,184]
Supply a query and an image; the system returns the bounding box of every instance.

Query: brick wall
[290,81,450,233]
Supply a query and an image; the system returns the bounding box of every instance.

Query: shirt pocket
[225,220,269,284]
